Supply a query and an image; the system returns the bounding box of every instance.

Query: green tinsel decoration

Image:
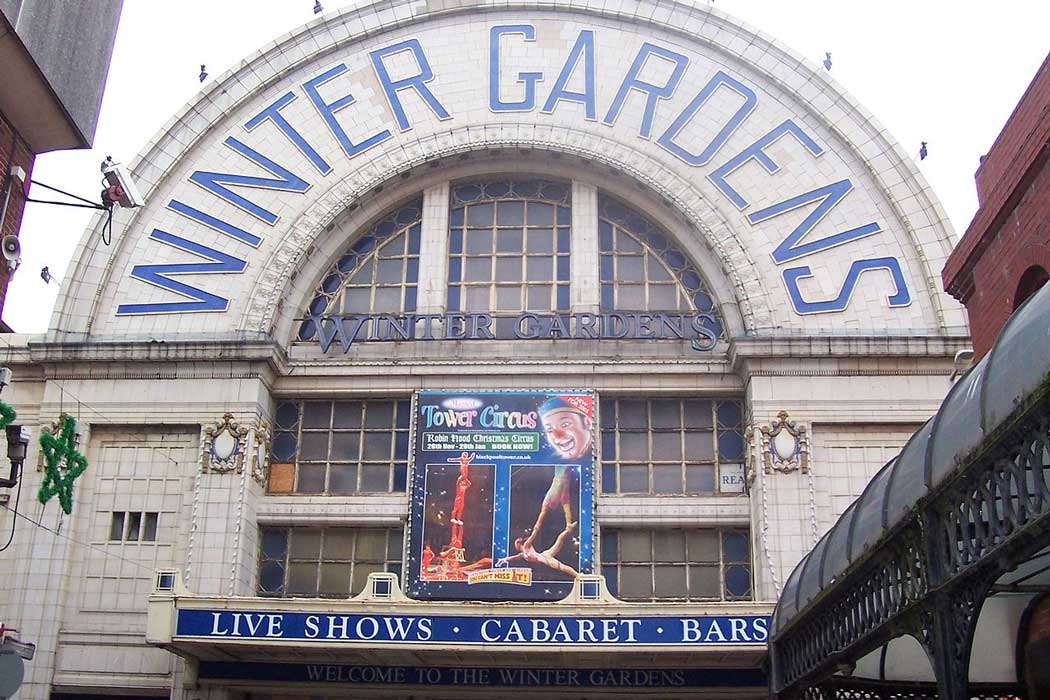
[38,415,88,515]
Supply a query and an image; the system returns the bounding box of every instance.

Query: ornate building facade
[0,2,968,698]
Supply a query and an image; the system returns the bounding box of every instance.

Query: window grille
[598,194,722,339]
[600,398,744,495]
[447,180,571,337]
[601,527,751,601]
[269,400,410,494]
[297,198,422,342]
[258,526,403,597]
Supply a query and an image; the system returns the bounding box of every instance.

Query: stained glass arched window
[298,197,422,341]
[598,194,723,338]
[447,180,571,319]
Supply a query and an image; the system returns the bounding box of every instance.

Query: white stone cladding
[0,1,972,699]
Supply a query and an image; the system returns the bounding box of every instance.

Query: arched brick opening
[1013,265,1049,310]
[1019,594,1050,698]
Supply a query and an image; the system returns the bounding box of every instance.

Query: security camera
[101,160,144,209]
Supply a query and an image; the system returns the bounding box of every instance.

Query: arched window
[446,180,571,317]
[1014,265,1049,311]
[297,198,422,341]
[296,186,725,346]
[598,194,722,338]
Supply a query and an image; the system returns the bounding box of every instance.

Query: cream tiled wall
[1,1,974,698]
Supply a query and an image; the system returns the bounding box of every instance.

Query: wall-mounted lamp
[0,425,30,488]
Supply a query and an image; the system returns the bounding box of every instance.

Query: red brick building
[0,1,122,329]
[943,53,1050,358]
[0,115,35,322]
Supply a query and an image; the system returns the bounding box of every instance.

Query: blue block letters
[783,258,911,314]
[489,26,543,112]
[603,43,688,139]
[116,231,247,315]
[370,39,451,131]
[708,120,824,210]
[189,137,310,225]
[303,64,392,159]
[245,92,332,175]
[657,71,757,166]
[542,30,597,119]
[749,179,882,263]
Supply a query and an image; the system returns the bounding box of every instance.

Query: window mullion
[416,182,451,314]
[570,180,599,312]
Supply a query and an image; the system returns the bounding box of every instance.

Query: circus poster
[404,390,595,601]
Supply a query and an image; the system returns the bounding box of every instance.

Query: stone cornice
[0,334,971,381]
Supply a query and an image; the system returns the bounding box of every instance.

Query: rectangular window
[109,512,125,541]
[268,400,410,495]
[126,512,142,541]
[600,398,744,495]
[142,512,159,542]
[602,528,751,601]
[108,511,159,542]
[258,527,403,598]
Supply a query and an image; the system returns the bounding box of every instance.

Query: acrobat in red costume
[448,451,473,549]
[421,544,434,575]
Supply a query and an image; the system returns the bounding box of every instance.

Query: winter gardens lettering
[117,24,910,318]
[312,311,721,353]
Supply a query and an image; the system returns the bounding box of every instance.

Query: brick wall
[974,58,1050,205]
[962,154,1050,356]
[943,54,1050,359]
[0,112,36,323]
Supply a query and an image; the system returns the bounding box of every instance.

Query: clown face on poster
[406,390,595,601]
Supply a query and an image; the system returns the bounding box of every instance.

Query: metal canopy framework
[768,282,1050,699]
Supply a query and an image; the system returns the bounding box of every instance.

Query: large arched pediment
[50,0,965,345]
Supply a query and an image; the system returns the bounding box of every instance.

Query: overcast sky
[7,0,1049,333]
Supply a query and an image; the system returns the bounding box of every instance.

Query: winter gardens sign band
[115,21,913,319]
[310,311,722,353]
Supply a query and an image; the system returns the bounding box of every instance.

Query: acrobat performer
[421,544,434,577]
[448,451,474,549]
[496,522,579,578]
[529,397,594,536]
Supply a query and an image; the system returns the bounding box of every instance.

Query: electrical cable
[25,180,103,208]
[0,465,22,553]
[101,207,113,245]
[46,380,181,467]
[0,500,157,575]
[23,179,115,245]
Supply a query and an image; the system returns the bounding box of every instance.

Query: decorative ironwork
[777,529,929,690]
[804,677,1021,700]
[769,389,1050,699]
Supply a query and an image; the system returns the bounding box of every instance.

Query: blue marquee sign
[176,609,770,646]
